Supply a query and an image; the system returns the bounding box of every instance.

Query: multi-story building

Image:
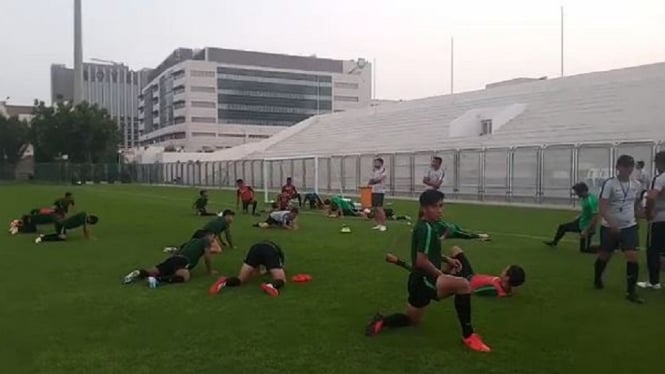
[51,62,150,148]
[139,47,372,151]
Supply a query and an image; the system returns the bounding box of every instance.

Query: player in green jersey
[544,182,600,253]
[34,212,98,243]
[193,190,216,216]
[365,189,491,353]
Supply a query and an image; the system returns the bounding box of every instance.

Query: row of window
[334,82,359,89]
[218,88,330,101]
[217,73,332,88]
[83,69,140,85]
[219,118,294,127]
[191,116,217,123]
[191,70,216,78]
[217,66,332,83]
[334,95,359,102]
[172,100,216,110]
[217,103,321,115]
[190,86,216,93]
[218,79,333,96]
[218,109,311,124]
[218,94,332,111]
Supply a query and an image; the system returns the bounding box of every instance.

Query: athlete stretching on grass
[236,179,258,216]
[209,240,287,297]
[34,212,99,243]
[193,190,216,216]
[9,208,61,235]
[123,231,220,287]
[365,189,491,352]
[385,247,525,297]
[253,207,299,230]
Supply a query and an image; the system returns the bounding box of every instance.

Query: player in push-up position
[385,247,525,297]
[253,207,299,230]
[123,231,221,287]
[365,189,491,352]
[209,240,287,297]
[34,212,99,243]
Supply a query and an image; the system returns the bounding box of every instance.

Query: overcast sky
[1,0,664,105]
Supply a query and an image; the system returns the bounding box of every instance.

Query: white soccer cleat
[34,235,43,244]
[122,270,141,284]
[637,281,661,290]
[147,276,159,288]
[378,225,387,232]
[162,246,178,254]
[371,225,382,230]
[9,227,19,235]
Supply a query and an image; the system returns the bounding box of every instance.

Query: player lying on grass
[365,189,491,353]
[324,196,410,221]
[385,247,525,297]
[253,207,299,230]
[9,208,61,235]
[34,212,98,243]
[193,189,216,216]
[236,179,258,215]
[436,220,490,241]
[208,240,286,297]
[123,231,221,287]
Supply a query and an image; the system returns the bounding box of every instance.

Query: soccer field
[2,184,663,374]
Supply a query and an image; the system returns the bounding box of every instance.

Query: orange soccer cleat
[208,276,227,295]
[261,282,280,297]
[463,333,491,353]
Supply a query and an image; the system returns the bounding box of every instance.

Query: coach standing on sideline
[594,155,644,303]
[638,151,665,290]
[369,157,387,232]
[423,156,445,191]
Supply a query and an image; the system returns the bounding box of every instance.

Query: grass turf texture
[2,184,664,374]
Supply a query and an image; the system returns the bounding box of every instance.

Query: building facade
[51,63,150,148]
[139,47,372,151]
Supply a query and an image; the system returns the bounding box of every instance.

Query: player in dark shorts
[386,246,525,297]
[34,211,99,243]
[122,231,220,287]
[236,179,258,215]
[164,210,236,254]
[365,189,491,352]
[282,177,302,207]
[54,192,75,216]
[193,190,216,216]
[209,240,287,297]
[9,208,62,235]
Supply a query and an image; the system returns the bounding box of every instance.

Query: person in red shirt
[281,177,302,207]
[386,247,525,298]
[276,191,292,210]
[236,179,258,216]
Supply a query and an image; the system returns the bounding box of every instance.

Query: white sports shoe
[34,235,43,244]
[378,225,387,232]
[163,246,178,254]
[123,270,141,284]
[637,281,662,290]
[9,227,19,235]
[371,225,382,230]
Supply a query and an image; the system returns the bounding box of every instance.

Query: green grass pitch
[1,184,664,374]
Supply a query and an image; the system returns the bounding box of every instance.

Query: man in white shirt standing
[632,160,650,189]
[638,151,665,290]
[369,157,387,232]
[423,156,445,191]
[594,155,644,303]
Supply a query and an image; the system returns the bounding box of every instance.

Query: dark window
[218,94,331,110]
[83,70,89,81]
[218,79,332,96]
[218,109,311,124]
[217,66,331,82]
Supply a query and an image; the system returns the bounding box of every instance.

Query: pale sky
[1,0,664,105]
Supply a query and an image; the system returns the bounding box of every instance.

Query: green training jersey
[202,217,229,235]
[177,238,209,269]
[578,195,599,230]
[433,220,460,237]
[54,197,75,213]
[194,197,208,210]
[411,220,442,272]
[331,196,355,213]
[56,212,87,232]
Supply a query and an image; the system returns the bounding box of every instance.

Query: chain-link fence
[26,140,663,207]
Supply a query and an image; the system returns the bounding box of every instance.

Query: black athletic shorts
[407,272,438,308]
[371,193,384,208]
[600,225,639,252]
[156,255,189,276]
[265,217,280,226]
[648,222,665,254]
[451,253,475,280]
[244,242,284,270]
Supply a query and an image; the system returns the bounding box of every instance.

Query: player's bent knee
[175,269,190,282]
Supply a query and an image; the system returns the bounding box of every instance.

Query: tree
[30,101,121,163]
[0,114,30,165]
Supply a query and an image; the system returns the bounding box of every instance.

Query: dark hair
[286,177,292,182]
[200,189,207,196]
[236,179,244,184]
[616,154,635,168]
[374,157,384,165]
[65,192,72,197]
[572,182,589,194]
[636,161,645,168]
[506,265,525,287]
[222,209,235,217]
[656,151,665,168]
[433,156,442,163]
[419,189,445,207]
[87,215,99,225]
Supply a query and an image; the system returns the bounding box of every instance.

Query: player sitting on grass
[437,220,490,241]
[236,179,258,215]
[253,207,299,230]
[34,212,98,243]
[193,190,216,216]
[208,240,286,297]
[54,192,75,216]
[123,231,221,287]
[385,247,525,297]
[282,177,302,207]
[365,189,491,353]
[9,208,61,235]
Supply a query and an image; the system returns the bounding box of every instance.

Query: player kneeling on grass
[365,189,491,353]
[35,212,98,243]
[209,240,286,297]
[193,189,216,216]
[253,207,299,230]
[386,246,525,297]
[123,231,220,287]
